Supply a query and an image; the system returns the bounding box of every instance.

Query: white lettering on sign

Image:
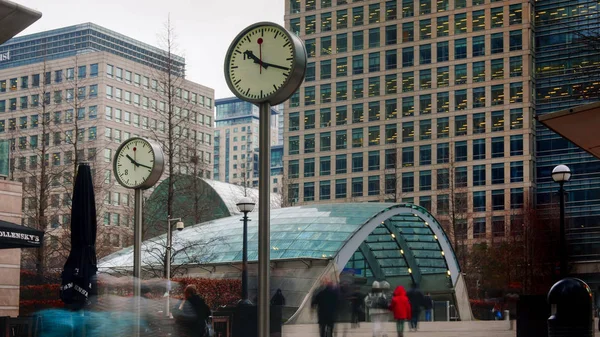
[0,51,10,61]
[0,230,40,242]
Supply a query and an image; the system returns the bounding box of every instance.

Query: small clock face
[114,138,157,189]
[226,24,296,102]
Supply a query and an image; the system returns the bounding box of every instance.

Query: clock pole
[133,188,143,337]
[258,101,271,337]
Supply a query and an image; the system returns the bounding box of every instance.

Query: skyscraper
[284,0,534,242]
[0,23,214,257]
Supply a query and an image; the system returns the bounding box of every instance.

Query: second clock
[113,137,165,190]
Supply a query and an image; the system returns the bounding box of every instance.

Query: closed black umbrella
[60,163,98,310]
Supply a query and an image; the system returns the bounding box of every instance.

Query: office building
[214,97,281,192]
[284,0,534,241]
[0,23,214,254]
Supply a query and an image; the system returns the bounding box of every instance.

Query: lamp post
[551,164,571,279]
[236,197,255,304]
[165,215,184,317]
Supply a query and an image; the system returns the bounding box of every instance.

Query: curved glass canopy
[100,203,460,286]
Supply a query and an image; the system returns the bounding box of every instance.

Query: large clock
[224,22,307,105]
[113,137,164,190]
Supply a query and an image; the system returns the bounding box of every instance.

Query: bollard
[547,278,594,337]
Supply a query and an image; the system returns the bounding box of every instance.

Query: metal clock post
[113,137,165,337]
[224,22,307,337]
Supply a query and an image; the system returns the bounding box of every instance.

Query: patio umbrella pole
[133,188,143,337]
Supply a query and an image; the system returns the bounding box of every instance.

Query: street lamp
[165,216,184,317]
[552,164,571,279]
[236,197,255,305]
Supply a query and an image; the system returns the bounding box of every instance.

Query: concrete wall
[0,180,23,317]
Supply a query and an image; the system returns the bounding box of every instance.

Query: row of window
[296,80,525,111]
[0,106,98,132]
[288,151,525,182]
[11,132,97,162]
[0,64,99,93]
[0,85,99,112]
[292,4,523,37]
[106,85,212,126]
[288,177,525,209]
[291,0,516,17]
[303,29,524,61]
[105,64,213,109]
[14,148,97,177]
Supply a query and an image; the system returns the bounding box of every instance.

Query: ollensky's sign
[0,230,40,243]
[0,51,10,61]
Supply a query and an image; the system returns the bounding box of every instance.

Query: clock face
[226,24,296,102]
[114,138,157,189]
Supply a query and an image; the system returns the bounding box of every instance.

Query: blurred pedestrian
[364,281,390,337]
[271,288,286,306]
[349,286,364,328]
[424,292,433,322]
[406,283,425,332]
[172,284,212,337]
[389,285,411,337]
[311,279,339,337]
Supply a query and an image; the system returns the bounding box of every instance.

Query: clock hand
[243,50,268,69]
[126,154,140,167]
[260,61,290,71]
[258,38,263,74]
[138,163,152,170]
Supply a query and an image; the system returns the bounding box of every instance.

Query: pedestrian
[349,286,364,328]
[406,283,425,332]
[311,279,339,337]
[364,281,390,337]
[389,285,411,337]
[172,284,212,337]
[424,292,434,322]
[271,288,286,306]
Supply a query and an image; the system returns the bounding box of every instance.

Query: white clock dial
[226,25,295,101]
[114,138,156,189]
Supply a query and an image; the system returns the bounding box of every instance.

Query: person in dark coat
[271,288,286,306]
[311,279,339,337]
[172,284,212,337]
[424,292,434,321]
[349,286,364,328]
[406,283,425,332]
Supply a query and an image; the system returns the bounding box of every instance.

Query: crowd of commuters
[311,278,434,337]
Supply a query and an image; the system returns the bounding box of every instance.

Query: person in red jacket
[389,285,412,337]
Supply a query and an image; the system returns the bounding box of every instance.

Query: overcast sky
[16,0,285,100]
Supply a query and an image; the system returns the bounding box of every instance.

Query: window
[510,30,522,51]
[89,84,98,98]
[352,103,364,122]
[437,117,449,139]
[368,102,380,121]
[320,156,331,176]
[352,153,363,172]
[289,136,299,155]
[473,10,485,31]
[336,130,347,149]
[90,63,98,77]
[511,188,524,209]
[402,121,414,142]
[473,62,486,83]
[473,138,486,160]
[402,47,414,67]
[420,19,431,40]
[321,36,333,55]
[402,0,414,17]
[320,181,331,200]
[420,44,431,64]
[437,16,449,37]
[473,218,486,238]
[352,55,364,75]
[454,140,467,162]
[510,82,523,103]
[473,35,485,57]
[402,147,414,167]
[305,86,316,105]
[437,66,449,87]
[402,72,414,92]
[492,163,504,184]
[455,13,467,34]
[420,145,431,165]
[419,170,432,191]
[368,151,380,170]
[368,77,380,97]
[322,12,332,31]
[491,6,504,27]
[473,191,486,212]
[352,128,363,148]
[510,56,523,77]
[491,33,504,53]
[385,50,397,69]
[420,119,432,140]
[437,194,449,214]
[492,137,504,158]
[402,22,414,42]
[368,28,380,48]
[337,9,348,29]
[510,4,522,25]
[491,84,504,105]
[306,39,316,57]
[321,60,332,79]
[385,149,396,169]
[492,59,504,79]
[386,0,397,20]
[510,108,523,129]
[336,155,347,174]
[492,110,505,131]
[403,97,415,117]
[306,63,316,81]
[353,6,364,26]
[385,123,397,143]
[455,39,467,59]
[437,41,449,62]
[304,134,315,153]
[473,165,486,186]
[336,106,347,125]
[473,87,486,108]
[320,84,332,103]
[336,81,347,101]
[402,172,414,192]
[455,166,468,187]
[304,158,315,177]
[368,52,380,72]
[510,161,523,182]
[455,89,467,110]
[437,143,449,164]
[455,115,467,137]
[352,80,363,99]
[385,25,397,45]
[305,15,316,34]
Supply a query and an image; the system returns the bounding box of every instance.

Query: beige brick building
[0,23,214,258]
[283,0,535,242]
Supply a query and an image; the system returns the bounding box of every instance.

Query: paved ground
[283,319,600,337]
